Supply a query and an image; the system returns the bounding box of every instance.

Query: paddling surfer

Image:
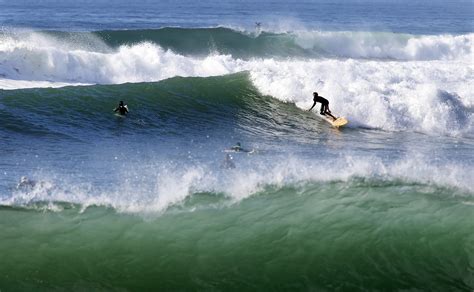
[228,142,252,153]
[308,92,336,120]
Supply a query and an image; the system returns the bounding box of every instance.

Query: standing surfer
[308,92,336,120]
[114,101,129,116]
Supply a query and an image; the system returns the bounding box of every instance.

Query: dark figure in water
[308,92,336,120]
[229,142,252,153]
[114,101,129,115]
[231,142,243,152]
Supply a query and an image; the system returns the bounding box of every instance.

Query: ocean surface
[1,0,473,290]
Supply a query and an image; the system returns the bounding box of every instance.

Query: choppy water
[1,0,473,290]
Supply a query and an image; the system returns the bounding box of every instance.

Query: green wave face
[42,27,311,58]
[1,181,473,291]
[0,73,308,142]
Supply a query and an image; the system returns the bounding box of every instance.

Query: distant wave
[0,28,471,89]
[1,27,472,62]
[293,30,473,60]
[86,28,474,60]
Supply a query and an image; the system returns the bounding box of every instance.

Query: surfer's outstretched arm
[308,101,317,111]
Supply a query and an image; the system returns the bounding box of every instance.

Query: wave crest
[295,31,473,60]
[2,154,472,214]
[0,29,472,136]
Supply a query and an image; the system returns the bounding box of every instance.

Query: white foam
[0,34,244,85]
[0,78,80,89]
[2,153,472,214]
[248,58,474,136]
[294,31,473,60]
[1,31,472,136]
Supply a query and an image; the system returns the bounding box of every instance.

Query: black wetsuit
[310,95,329,114]
[114,105,128,115]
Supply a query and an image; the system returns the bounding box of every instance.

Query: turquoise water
[0,0,473,290]
[1,182,473,290]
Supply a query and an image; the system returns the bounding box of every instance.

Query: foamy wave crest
[249,58,473,136]
[1,31,472,136]
[1,31,472,86]
[0,32,244,86]
[294,31,473,60]
[1,154,472,214]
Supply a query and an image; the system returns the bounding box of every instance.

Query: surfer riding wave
[308,92,336,120]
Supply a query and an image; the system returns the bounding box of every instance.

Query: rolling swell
[0,73,307,140]
[0,181,473,290]
[86,28,474,60]
[95,27,309,58]
[2,27,472,62]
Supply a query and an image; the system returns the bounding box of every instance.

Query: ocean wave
[83,28,474,60]
[293,30,473,60]
[1,165,472,291]
[249,58,473,137]
[1,28,472,136]
[2,153,472,214]
[0,28,471,74]
[1,66,472,138]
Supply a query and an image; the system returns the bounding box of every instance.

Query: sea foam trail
[0,31,472,136]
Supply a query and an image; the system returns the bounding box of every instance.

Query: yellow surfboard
[322,115,348,128]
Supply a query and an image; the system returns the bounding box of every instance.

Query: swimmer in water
[114,101,129,115]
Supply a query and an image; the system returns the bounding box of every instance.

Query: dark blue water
[1,0,473,34]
